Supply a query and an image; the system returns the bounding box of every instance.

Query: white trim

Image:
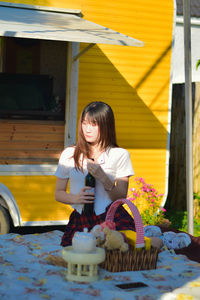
[173,15,200,83]
[65,42,72,146]
[0,183,21,226]
[0,1,81,15]
[0,164,57,176]
[21,220,68,226]
[65,42,79,146]
[176,15,200,26]
[161,0,177,209]
[0,4,144,46]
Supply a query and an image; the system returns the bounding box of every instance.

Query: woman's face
[82,114,100,145]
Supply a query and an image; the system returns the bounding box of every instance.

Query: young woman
[55,101,135,246]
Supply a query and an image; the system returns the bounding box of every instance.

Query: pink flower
[160,207,166,212]
[146,184,152,188]
[136,177,145,184]
[133,192,140,197]
[128,197,135,201]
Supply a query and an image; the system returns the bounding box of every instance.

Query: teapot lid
[74,228,94,239]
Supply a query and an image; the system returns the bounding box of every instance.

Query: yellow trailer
[0,0,174,233]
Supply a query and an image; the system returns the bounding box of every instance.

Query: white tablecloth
[0,230,200,300]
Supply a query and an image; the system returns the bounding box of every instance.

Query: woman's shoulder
[107,147,131,160]
[108,147,130,156]
[60,146,75,160]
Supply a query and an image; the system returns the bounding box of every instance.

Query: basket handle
[105,199,145,248]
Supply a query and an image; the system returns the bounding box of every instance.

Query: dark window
[0,37,67,120]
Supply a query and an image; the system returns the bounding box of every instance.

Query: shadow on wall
[78,43,172,150]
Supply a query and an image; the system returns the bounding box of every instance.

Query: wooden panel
[0,141,63,150]
[0,120,64,164]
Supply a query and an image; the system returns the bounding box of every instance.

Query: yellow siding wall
[4,0,174,196]
[0,176,73,222]
[77,0,173,196]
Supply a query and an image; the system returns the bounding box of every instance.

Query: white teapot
[72,228,96,253]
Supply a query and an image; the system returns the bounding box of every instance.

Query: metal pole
[183,0,193,235]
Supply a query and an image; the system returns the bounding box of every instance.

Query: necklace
[90,148,104,161]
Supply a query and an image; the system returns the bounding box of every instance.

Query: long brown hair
[73,101,118,169]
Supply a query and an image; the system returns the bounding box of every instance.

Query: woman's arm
[104,177,129,201]
[87,160,129,201]
[55,177,95,205]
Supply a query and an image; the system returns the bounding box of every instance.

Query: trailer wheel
[0,205,10,234]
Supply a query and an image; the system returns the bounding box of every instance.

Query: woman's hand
[87,159,115,192]
[75,186,95,204]
[86,159,129,201]
[87,159,106,182]
[55,178,94,205]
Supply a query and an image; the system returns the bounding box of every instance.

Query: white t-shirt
[54,147,134,215]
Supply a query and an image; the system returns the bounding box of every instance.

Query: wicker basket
[100,199,159,272]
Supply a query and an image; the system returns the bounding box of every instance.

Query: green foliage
[140,209,165,226]
[196,59,200,70]
[165,210,200,237]
[128,178,200,235]
[194,192,200,201]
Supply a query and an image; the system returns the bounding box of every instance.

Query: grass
[165,210,200,237]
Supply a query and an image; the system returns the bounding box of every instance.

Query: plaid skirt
[61,203,135,247]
